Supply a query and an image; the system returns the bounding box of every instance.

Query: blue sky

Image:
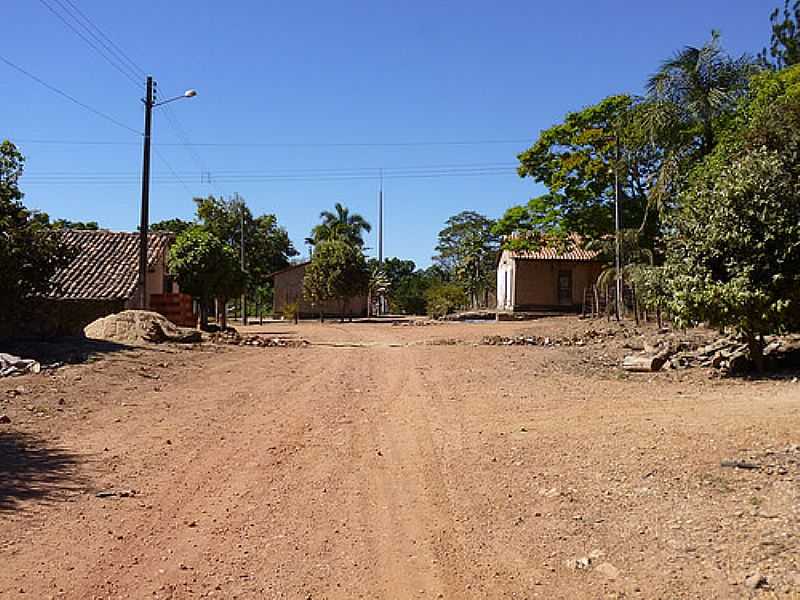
[4,1,771,267]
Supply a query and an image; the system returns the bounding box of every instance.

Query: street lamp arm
[153,89,197,107]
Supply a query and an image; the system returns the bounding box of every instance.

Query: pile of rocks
[209,329,308,348]
[208,328,242,345]
[481,329,620,348]
[392,320,439,327]
[623,334,800,375]
[239,336,309,348]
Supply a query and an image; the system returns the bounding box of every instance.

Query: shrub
[282,300,299,322]
[425,283,468,319]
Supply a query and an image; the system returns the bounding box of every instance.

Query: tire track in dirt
[352,345,479,598]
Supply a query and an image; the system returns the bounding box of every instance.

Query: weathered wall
[0,298,127,339]
[272,265,368,318]
[513,260,602,311]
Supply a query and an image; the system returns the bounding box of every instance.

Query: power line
[10,137,531,148]
[37,0,142,89]
[59,0,147,79]
[0,55,141,135]
[26,161,515,178]
[22,166,519,185]
[158,101,224,195]
[153,148,196,197]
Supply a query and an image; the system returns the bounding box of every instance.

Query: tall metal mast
[378,169,384,264]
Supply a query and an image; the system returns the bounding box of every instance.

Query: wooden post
[582,286,587,317]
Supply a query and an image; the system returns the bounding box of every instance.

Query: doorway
[558,270,572,306]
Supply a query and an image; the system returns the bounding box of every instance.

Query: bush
[282,300,299,322]
[425,283,468,318]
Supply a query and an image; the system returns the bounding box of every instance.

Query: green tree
[168,227,246,329]
[665,66,800,369]
[434,211,498,307]
[629,265,670,328]
[151,218,193,235]
[307,202,372,247]
[760,1,800,69]
[492,194,564,242]
[0,141,74,334]
[51,219,100,230]
[194,194,297,303]
[391,271,429,315]
[367,257,416,310]
[516,95,660,242]
[389,266,447,315]
[303,240,369,321]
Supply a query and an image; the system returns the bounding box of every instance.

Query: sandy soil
[1,317,799,599]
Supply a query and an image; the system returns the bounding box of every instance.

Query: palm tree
[588,229,654,321]
[641,32,758,228]
[646,31,756,156]
[367,264,390,316]
[307,202,372,247]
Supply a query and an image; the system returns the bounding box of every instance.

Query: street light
[137,76,197,309]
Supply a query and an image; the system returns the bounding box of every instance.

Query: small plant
[282,301,300,323]
[425,283,468,319]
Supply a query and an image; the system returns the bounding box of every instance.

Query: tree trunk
[623,354,667,373]
[219,297,227,329]
[199,300,209,331]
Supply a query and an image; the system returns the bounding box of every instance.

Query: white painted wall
[496,252,515,310]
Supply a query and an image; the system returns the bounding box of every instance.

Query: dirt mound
[84,310,201,344]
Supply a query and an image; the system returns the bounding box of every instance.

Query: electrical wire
[158,101,225,195]
[153,148,196,197]
[0,55,141,135]
[21,162,516,179]
[10,138,531,148]
[37,0,143,89]
[59,0,147,80]
[22,166,519,185]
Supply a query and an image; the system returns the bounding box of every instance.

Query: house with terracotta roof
[43,230,194,335]
[496,235,604,313]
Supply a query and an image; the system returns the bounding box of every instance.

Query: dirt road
[1,320,799,598]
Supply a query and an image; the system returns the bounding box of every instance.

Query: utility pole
[614,131,623,322]
[137,78,197,310]
[237,192,247,325]
[377,170,384,315]
[138,76,154,309]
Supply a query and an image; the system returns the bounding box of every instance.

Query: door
[558,270,572,306]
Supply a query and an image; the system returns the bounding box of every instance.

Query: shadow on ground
[2,337,132,366]
[0,430,84,512]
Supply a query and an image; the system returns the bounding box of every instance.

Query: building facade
[271,261,368,319]
[496,241,604,313]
